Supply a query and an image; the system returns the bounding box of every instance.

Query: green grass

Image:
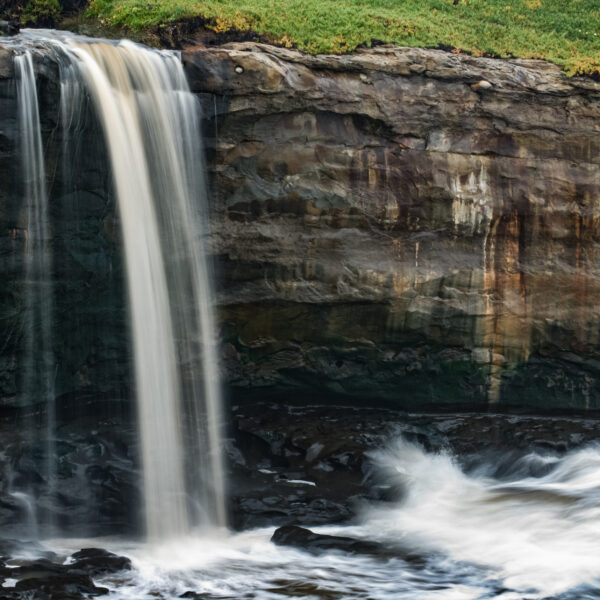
[86,0,600,75]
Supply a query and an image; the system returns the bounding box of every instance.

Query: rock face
[0,47,129,408]
[4,37,600,537]
[183,43,600,409]
[1,39,600,410]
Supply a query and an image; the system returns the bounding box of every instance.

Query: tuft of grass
[86,0,600,75]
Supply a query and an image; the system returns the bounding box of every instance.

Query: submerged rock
[69,548,132,576]
[271,525,383,556]
[0,546,131,599]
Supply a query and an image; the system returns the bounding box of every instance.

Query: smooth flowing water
[8,30,226,540]
[15,50,55,537]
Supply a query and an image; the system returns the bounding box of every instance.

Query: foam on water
[361,439,600,597]
[32,439,600,599]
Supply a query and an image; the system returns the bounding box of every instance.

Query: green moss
[21,0,61,26]
[85,0,600,75]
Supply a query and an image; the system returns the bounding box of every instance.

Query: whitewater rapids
[18,437,600,600]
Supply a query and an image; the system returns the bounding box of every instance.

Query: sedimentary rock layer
[1,41,600,409]
[184,43,600,409]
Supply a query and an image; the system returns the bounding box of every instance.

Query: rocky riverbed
[0,399,597,538]
[0,402,598,598]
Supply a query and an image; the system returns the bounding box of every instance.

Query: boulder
[69,548,132,576]
[271,525,384,555]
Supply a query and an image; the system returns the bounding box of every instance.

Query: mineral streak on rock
[184,43,600,409]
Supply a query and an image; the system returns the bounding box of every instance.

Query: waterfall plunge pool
[2,420,600,600]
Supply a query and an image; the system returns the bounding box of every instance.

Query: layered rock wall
[184,43,600,409]
[0,47,129,408]
[2,40,600,410]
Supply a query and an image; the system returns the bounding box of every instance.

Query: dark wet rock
[266,579,344,599]
[270,524,427,564]
[14,572,109,597]
[227,404,377,529]
[228,403,600,528]
[0,548,127,599]
[0,415,139,538]
[11,558,67,579]
[0,403,594,536]
[69,547,132,576]
[271,525,384,556]
[0,20,18,36]
[0,46,129,410]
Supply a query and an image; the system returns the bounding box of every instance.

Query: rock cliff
[184,42,600,410]
[2,40,600,410]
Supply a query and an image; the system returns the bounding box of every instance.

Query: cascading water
[9,31,226,541]
[15,50,55,537]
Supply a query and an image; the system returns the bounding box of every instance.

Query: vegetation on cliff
[1,0,85,26]
[83,0,600,75]
[20,0,61,26]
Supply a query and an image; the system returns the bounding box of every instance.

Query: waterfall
[15,50,55,536]
[11,31,226,541]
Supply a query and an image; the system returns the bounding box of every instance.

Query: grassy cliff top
[85,0,600,75]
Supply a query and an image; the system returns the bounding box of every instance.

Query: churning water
[21,438,600,600]
[7,30,226,540]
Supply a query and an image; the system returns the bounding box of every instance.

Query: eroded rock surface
[1,40,600,409]
[183,43,600,409]
[227,403,600,528]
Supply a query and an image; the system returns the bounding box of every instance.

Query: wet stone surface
[0,546,130,599]
[226,402,600,529]
[0,400,597,542]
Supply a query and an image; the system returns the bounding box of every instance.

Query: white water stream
[19,439,600,600]
[9,31,226,540]
[15,50,55,536]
